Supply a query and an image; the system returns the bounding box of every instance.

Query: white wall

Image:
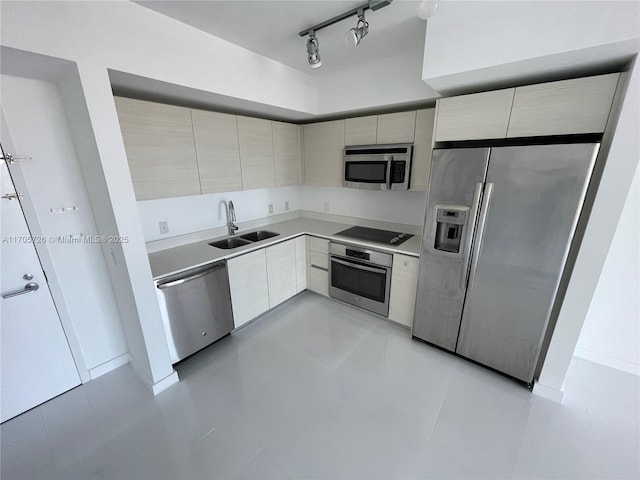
[422,1,640,93]
[317,50,438,115]
[1,75,128,372]
[138,186,426,243]
[575,166,640,375]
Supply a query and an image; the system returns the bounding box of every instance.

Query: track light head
[306,31,322,69]
[345,11,369,48]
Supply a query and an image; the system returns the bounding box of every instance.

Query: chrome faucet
[227,200,238,235]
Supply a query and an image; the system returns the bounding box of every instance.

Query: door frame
[1,116,90,383]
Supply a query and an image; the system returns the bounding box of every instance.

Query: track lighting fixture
[306,31,322,69]
[345,10,369,48]
[299,0,392,69]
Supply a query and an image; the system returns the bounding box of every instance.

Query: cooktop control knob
[391,237,399,244]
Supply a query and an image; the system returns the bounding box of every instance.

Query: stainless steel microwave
[343,143,413,190]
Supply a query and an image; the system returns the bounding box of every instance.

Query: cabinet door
[227,249,270,328]
[345,116,378,145]
[191,109,243,194]
[272,122,301,187]
[411,108,435,191]
[295,236,307,293]
[506,73,619,137]
[388,254,420,327]
[266,240,297,308]
[237,116,275,190]
[114,97,200,200]
[303,120,345,187]
[376,111,416,144]
[435,89,515,142]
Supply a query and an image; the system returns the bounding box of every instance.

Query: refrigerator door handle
[468,182,494,291]
[460,182,484,288]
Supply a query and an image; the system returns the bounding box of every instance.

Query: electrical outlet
[159,221,169,234]
[268,204,274,214]
[324,201,330,212]
[285,201,290,211]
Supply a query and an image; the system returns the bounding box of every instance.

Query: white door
[1,148,81,423]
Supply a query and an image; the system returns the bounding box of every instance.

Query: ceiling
[134,0,427,76]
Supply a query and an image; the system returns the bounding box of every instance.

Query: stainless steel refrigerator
[412,142,599,384]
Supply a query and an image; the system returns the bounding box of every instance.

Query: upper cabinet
[115,97,200,200]
[345,115,378,145]
[303,120,345,187]
[434,89,515,142]
[376,111,417,144]
[411,108,436,191]
[506,73,620,138]
[237,116,275,190]
[435,73,620,142]
[191,109,243,194]
[272,121,302,187]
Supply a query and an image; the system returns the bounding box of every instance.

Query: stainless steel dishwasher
[155,261,234,364]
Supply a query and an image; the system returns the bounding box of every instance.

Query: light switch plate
[268,204,274,214]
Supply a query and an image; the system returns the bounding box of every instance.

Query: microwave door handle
[386,156,393,190]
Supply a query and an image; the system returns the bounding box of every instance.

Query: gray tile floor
[2,291,639,479]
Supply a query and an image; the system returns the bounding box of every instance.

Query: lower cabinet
[227,249,270,328]
[307,236,329,297]
[388,254,420,327]
[266,239,297,308]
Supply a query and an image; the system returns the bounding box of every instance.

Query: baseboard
[151,371,179,395]
[574,347,640,376]
[88,353,130,380]
[532,381,564,403]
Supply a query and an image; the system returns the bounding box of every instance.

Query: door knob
[2,282,39,299]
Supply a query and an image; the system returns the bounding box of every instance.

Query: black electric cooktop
[335,226,413,246]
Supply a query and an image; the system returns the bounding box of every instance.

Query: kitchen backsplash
[137,186,427,242]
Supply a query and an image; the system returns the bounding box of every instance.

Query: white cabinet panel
[435,89,515,141]
[266,239,297,308]
[345,116,378,145]
[309,266,329,297]
[411,108,435,191]
[191,109,243,194]
[303,120,345,187]
[237,116,275,190]
[507,73,619,137]
[376,111,416,144]
[295,236,307,293]
[272,121,301,187]
[227,249,269,328]
[114,97,200,200]
[308,236,329,296]
[389,254,420,327]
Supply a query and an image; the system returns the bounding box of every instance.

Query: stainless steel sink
[209,237,252,249]
[239,230,279,242]
[209,230,280,249]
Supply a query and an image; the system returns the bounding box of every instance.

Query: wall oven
[329,242,393,317]
[343,143,413,190]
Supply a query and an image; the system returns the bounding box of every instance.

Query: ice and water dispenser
[434,206,468,254]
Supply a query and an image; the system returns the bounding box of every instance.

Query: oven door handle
[331,256,388,275]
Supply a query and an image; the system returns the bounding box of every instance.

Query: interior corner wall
[422,0,640,93]
[575,166,640,375]
[317,50,438,115]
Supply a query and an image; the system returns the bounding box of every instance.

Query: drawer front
[309,265,329,297]
[309,236,329,254]
[309,251,329,270]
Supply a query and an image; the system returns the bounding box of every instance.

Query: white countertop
[148,216,423,280]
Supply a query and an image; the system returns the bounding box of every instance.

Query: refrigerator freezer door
[456,143,599,382]
[412,148,490,351]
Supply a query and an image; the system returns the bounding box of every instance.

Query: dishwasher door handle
[157,262,226,289]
